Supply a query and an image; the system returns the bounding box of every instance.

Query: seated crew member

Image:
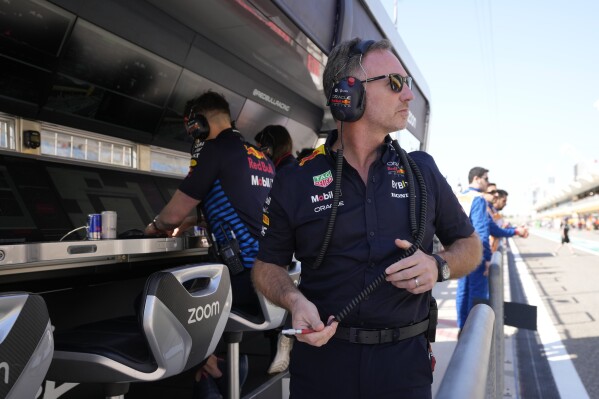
[144,90,275,397]
[251,37,481,398]
[254,125,298,171]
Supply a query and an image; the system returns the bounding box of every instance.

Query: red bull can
[87,213,102,240]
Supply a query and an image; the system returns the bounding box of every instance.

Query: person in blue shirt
[251,38,481,399]
[456,169,528,331]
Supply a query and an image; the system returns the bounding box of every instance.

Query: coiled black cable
[333,140,428,323]
[311,148,344,270]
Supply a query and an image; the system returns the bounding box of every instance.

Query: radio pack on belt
[210,225,245,276]
[427,296,438,342]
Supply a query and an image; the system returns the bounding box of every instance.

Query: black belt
[334,319,429,345]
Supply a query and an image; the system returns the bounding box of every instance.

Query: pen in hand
[281,328,315,336]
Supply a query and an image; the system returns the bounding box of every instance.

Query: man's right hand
[290,297,338,347]
[515,226,529,238]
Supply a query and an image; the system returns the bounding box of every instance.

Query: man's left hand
[385,238,436,294]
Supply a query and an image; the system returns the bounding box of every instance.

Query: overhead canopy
[0,0,430,152]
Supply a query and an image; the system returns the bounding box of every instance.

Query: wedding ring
[414,277,420,288]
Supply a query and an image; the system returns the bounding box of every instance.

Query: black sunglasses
[361,73,413,93]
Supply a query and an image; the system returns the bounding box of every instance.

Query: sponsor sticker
[313,170,333,188]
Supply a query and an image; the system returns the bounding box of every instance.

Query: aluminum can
[101,211,117,239]
[87,214,102,240]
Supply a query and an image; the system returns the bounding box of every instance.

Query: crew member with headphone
[144,90,274,396]
[252,38,482,398]
[254,125,298,171]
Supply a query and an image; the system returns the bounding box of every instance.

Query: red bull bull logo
[329,96,352,106]
[299,146,325,166]
[246,145,266,159]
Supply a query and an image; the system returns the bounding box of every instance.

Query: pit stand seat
[0,292,54,399]
[224,262,301,399]
[48,263,232,399]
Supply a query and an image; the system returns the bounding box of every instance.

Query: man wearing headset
[144,90,275,396]
[254,125,298,171]
[252,38,481,398]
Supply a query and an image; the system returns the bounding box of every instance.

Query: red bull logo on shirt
[248,157,274,173]
[386,161,405,175]
[299,146,325,166]
[246,145,267,160]
[313,170,333,188]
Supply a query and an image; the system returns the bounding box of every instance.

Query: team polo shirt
[179,128,275,268]
[258,130,473,327]
[274,152,297,171]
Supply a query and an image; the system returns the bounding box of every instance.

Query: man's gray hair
[323,37,393,101]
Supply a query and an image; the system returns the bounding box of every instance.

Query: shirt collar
[325,130,395,163]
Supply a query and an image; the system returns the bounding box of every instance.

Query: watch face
[442,264,450,280]
[434,254,450,281]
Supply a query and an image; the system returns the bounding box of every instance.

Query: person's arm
[489,221,528,238]
[437,232,482,278]
[252,259,337,347]
[470,197,491,261]
[489,219,516,238]
[145,189,199,236]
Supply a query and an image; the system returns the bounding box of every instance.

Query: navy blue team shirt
[258,130,474,327]
[179,128,275,268]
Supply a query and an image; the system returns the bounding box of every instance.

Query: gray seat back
[142,263,232,378]
[226,262,301,331]
[0,292,53,399]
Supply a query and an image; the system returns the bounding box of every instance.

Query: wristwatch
[432,254,450,282]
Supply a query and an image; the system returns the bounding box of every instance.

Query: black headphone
[327,39,375,122]
[254,126,276,156]
[185,111,210,141]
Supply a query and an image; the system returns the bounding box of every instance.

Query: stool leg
[227,340,240,399]
[104,382,129,399]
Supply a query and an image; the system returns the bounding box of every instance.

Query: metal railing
[435,304,495,399]
[436,247,505,399]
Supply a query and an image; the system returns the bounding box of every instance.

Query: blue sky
[380,0,599,214]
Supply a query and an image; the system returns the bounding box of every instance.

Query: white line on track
[509,238,589,399]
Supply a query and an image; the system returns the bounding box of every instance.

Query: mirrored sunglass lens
[406,76,413,89]
[389,74,402,92]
